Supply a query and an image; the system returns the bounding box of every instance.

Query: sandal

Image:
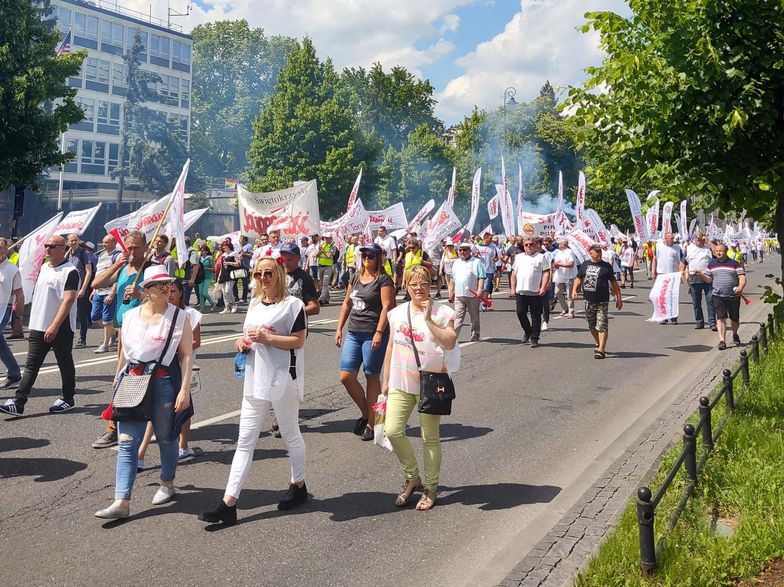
[594,349,606,359]
[395,478,421,507]
[416,489,437,511]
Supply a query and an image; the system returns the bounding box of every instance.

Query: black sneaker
[0,398,23,416]
[278,482,308,511]
[733,334,742,346]
[0,376,21,389]
[694,322,705,330]
[198,500,237,525]
[530,339,540,348]
[92,430,118,449]
[352,417,368,435]
[75,339,86,348]
[361,427,374,441]
[49,398,74,413]
[521,334,530,344]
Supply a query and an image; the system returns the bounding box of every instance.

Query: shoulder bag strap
[155,307,180,369]
[406,303,422,372]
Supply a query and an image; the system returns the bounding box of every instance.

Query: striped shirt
[706,257,744,297]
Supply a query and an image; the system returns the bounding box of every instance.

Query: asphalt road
[0,256,778,587]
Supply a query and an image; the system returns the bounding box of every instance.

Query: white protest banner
[519,212,557,239]
[487,194,499,220]
[18,212,64,300]
[554,210,573,234]
[183,207,209,231]
[55,203,101,236]
[648,272,681,321]
[610,224,622,238]
[496,184,515,237]
[625,189,647,239]
[338,199,371,235]
[679,200,688,240]
[446,166,456,210]
[662,201,674,235]
[575,171,586,225]
[567,228,594,264]
[366,202,407,230]
[466,167,482,233]
[363,219,373,245]
[584,208,610,246]
[423,204,460,250]
[167,159,189,268]
[556,170,564,217]
[345,169,362,212]
[123,194,171,242]
[406,199,435,233]
[646,190,661,238]
[689,218,698,237]
[516,163,525,235]
[238,180,320,238]
[104,209,135,240]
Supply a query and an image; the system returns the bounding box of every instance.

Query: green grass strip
[575,339,784,586]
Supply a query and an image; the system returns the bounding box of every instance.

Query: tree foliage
[191,20,295,179]
[564,0,784,236]
[0,0,84,189]
[247,38,378,218]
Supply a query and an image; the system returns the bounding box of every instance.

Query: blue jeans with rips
[115,376,179,500]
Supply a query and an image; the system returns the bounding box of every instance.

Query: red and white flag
[54,203,101,236]
[646,190,661,238]
[56,31,72,57]
[662,201,674,235]
[466,167,482,233]
[18,212,64,300]
[556,171,564,217]
[446,166,456,209]
[406,199,435,233]
[487,195,499,220]
[679,200,688,240]
[625,189,646,240]
[516,163,524,234]
[345,169,362,212]
[575,171,586,225]
[648,272,681,321]
[167,159,190,268]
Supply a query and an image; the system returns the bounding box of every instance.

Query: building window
[101,20,124,46]
[150,34,170,60]
[56,6,72,31]
[181,79,190,105]
[73,12,98,40]
[126,28,147,53]
[172,40,191,66]
[97,59,110,83]
[81,140,93,164]
[97,101,121,127]
[84,57,97,81]
[112,62,126,87]
[108,143,119,171]
[66,138,78,156]
[76,97,95,122]
[94,142,106,166]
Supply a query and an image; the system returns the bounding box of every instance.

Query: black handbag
[112,308,180,422]
[406,303,455,416]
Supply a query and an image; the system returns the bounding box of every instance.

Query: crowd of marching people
[0,222,776,521]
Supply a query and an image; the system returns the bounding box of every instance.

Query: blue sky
[130,0,629,123]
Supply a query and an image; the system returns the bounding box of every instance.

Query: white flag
[487,194,500,220]
[556,171,564,216]
[183,207,210,232]
[446,166,456,209]
[406,199,435,233]
[662,201,674,235]
[575,171,586,225]
[466,167,482,233]
[346,169,362,212]
[479,223,493,238]
[18,212,64,301]
[516,164,525,235]
[679,200,688,240]
[167,159,190,268]
[648,272,681,321]
[646,190,661,238]
[55,203,101,236]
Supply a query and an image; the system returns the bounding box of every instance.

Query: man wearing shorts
[696,242,746,350]
[572,244,623,359]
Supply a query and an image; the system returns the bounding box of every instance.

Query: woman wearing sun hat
[95,266,193,519]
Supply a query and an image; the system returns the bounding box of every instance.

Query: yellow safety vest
[345,244,356,266]
[318,243,334,266]
[404,250,423,270]
[382,259,394,278]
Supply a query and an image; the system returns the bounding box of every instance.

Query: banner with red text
[238,180,320,238]
[575,171,586,225]
[407,199,436,233]
[19,213,63,300]
[487,194,499,220]
[466,167,482,233]
[648,272,681,321]
[54,203,101,236]
[625,189,646,240]
[661,201,674,235]
[345,169,362,212]
[519,212,557,240]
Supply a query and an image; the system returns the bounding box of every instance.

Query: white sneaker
[230,305,238,314]
[94,344,109,354]
[541,321,549,331]
[219,308,230,314]
[152,485,177,505]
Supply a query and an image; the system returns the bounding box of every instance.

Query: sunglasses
[254,270,275,279]
[523,243,535,247]
[361,253,376,259]
[44,244,64,249]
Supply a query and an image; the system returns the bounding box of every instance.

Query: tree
[247,38,378,219]
[0,0,84,189]
[396,123,452,213]
[190,21,295,179]
[564,1,784,284]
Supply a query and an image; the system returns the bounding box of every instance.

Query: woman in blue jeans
[95,266,193,519]
[334,243,396,441]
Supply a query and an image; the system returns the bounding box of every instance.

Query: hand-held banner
[466,167,482,233]
[646,190,661,238]
[648,272,681,321]
[168,159,189,269]
[556,171,564,216]
[625,189,646,239]
[238,180,320,238]
[661,201,674,235]
[446,166,456,210]
[345,169,362,212]
[55,203,101,236]
[18,213,64,300]
[183,207,210,232]
[575,171,586,224]
[407,199,435,233]
[679,200,688,240]
[487,195,499,220]
[516,164,525,235]
[585,209,610,246]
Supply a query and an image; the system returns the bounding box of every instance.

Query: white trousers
[221,281,235,306]
[225,386,306,499]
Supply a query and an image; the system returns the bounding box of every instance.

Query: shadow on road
[668,344,714,353]
[610,351,668,359]
[0,457,87,481]
[0,437,50,452]
[406,423,492,442]
[437,482,561,510]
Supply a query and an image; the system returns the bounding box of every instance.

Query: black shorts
[713,296,740,322]
[622,266,634,278]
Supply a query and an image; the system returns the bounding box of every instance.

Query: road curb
[499,308,773,586]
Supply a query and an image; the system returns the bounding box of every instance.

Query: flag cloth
[183,207,209,231]
[224,178,237,190]
[556,171,564,217]
[167,159,190,269]
[466,167,482,233]
[575,171,586,225]
[345,169,362,212]
[406,199,435,233]
[625,189,646,240]
[18,213,64,300]
[648,272,681,321]
[54,203,101,235]
[487,195,499,220]
[662,201,674,234]
[646,190,661,238]
[446,166,456,210]
[679,200,688,240]
[56,31,71,57]
[516,164,524,235]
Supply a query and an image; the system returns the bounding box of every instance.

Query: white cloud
[435,0,628,122]
[124,0,470,77]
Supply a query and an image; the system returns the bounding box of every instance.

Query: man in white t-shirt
[0,237,24,388]
[510,237,551,347]
[475,231,499,298]
[374,226,397,263]
[680,231,716,330]
[0,235,79,416]
[551,238,577,317]
[449,243,485,341]
[652,231,682,324]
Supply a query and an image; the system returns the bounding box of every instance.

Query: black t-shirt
[287,268,318,304]
[347,272,395,333]
[577,260,614,303]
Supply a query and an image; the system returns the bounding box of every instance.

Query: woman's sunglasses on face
[254,270,275,279]
[361,253,376,259]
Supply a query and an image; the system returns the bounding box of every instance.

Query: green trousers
[385,389,442,492]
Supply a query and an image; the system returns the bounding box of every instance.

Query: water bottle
[233,352,246,378]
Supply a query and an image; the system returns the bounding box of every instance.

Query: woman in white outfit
[199,254,307,525]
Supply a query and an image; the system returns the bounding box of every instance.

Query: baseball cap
[359,243,382,256]
[279,241,300,256]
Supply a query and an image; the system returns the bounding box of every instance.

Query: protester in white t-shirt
[449,242,485,341]
[618,240,636,289]
[680,232,716,329]
[0,237,23,388]
[510,237,551,347]
[551,238,577,317]
[652,232,683,324]
[374,226,397,262]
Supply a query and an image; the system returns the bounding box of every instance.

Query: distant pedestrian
[680,232,716,330]
[90,235,120,354]
[552,237,577,318]
[0,235,78,416]
[510,237,550,348]
[572,244,623,359]
[449,242,485,341]
[67,233,93,347]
